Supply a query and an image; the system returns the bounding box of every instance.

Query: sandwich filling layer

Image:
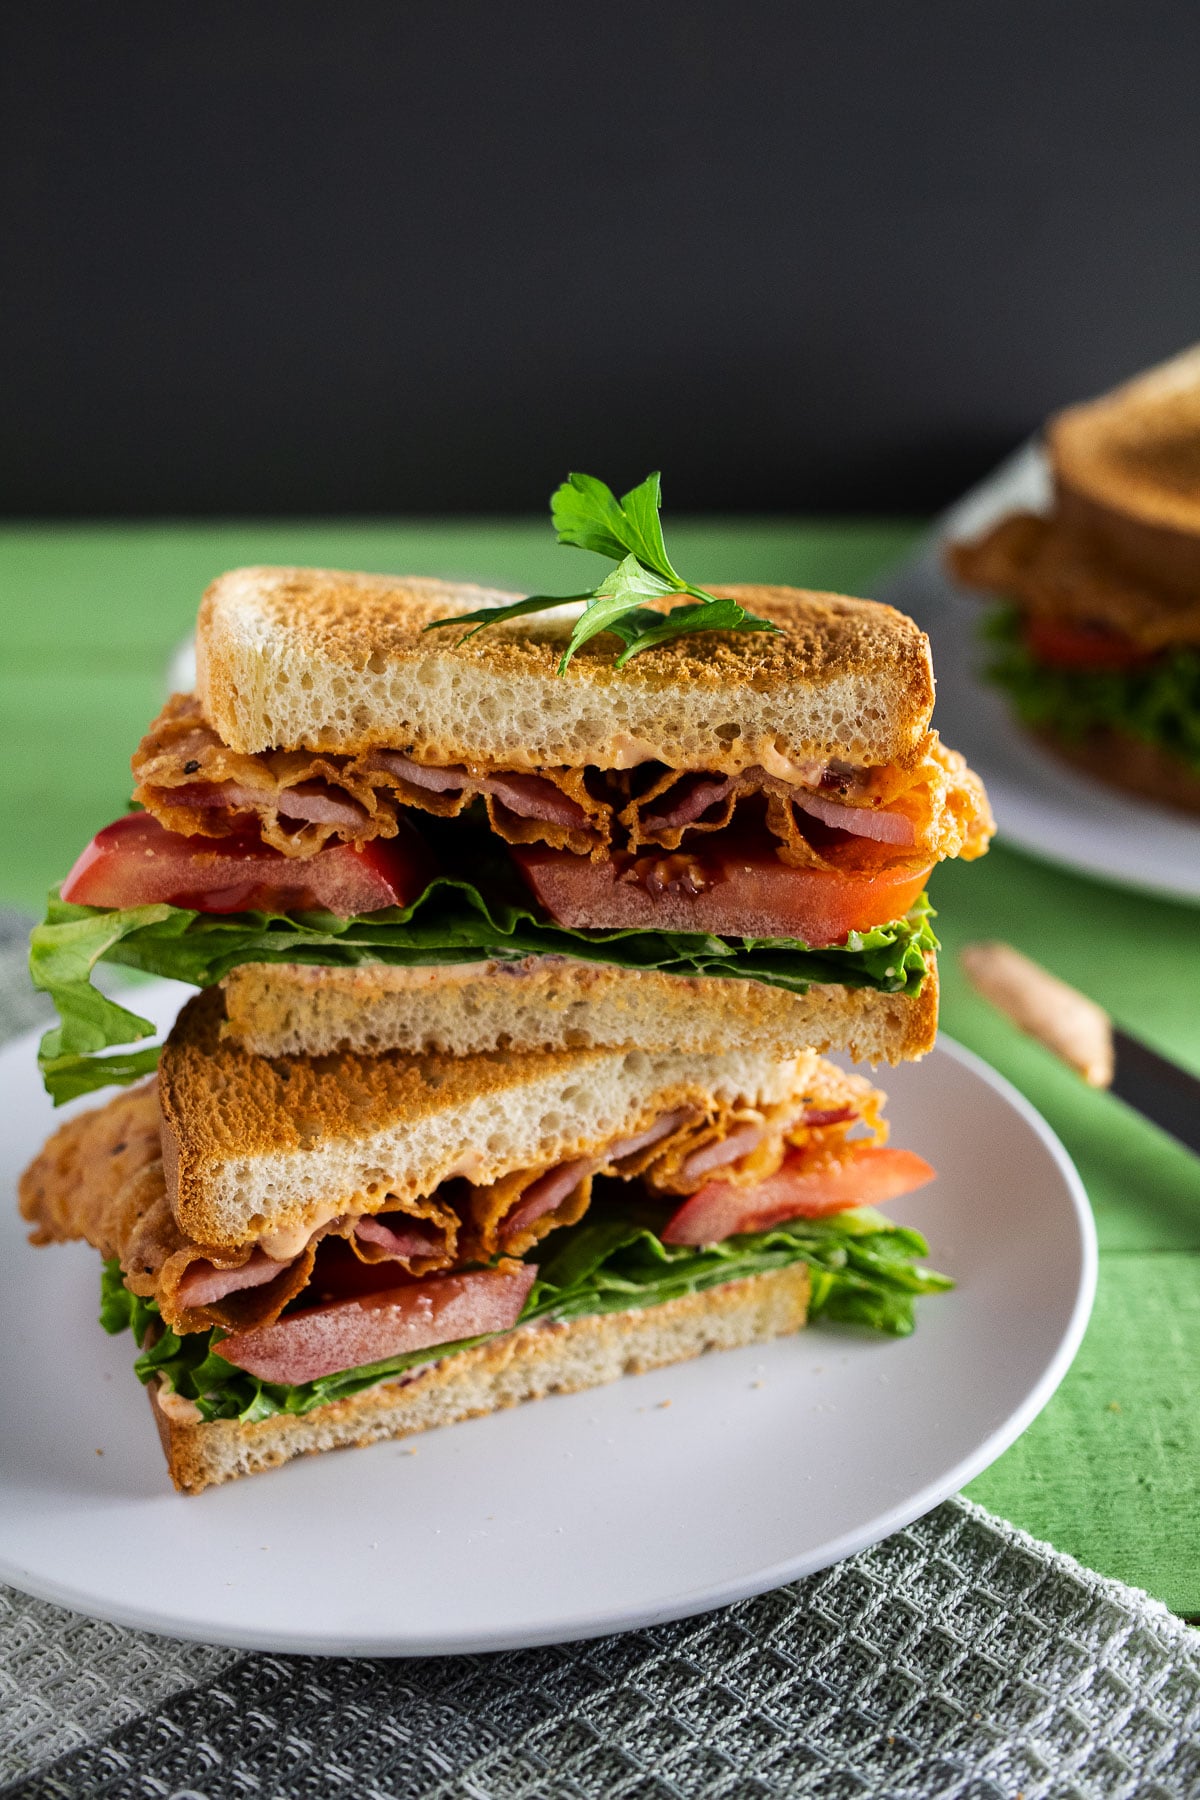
[101,1201,950,1429]
[32,840,942,1103]
[949,502,1200,793]
[32,574,994,1103]
[132,693,990,867]
[21,1054,889,1337]
[982,606,1200,781]
[26,1051,946,1428]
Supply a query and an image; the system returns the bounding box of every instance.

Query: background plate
[879,442,1200,905]
[0,981,1095,1656]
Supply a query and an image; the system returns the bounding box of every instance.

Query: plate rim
[0,1019,1097,1656]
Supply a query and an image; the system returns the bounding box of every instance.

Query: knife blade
[1110,1029,1200,1157]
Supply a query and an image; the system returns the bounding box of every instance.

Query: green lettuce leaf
[984,606,1200,772]
[32,844,937,1101]
[99,1205,952,1425]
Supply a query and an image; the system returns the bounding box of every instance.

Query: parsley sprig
[425,471,780,673]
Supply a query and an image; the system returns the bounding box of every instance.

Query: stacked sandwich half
[22,545,993,1492]
[949,345,1200,814]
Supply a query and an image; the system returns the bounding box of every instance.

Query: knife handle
[961,942,1200,1160]
[959,942,1113,1086]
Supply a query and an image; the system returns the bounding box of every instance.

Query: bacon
[175,779,367,828]
[273,782,370,826]
[134,696,990,868]
[175,1247,296,1309]
[677,1121,768,1184]
[484,772,590,828]
[355,1214,450,1260]
[218,1263,538,1386]
[667,1099,864,1190]
[639,773,737,833]
[793,792,916,846]
[373,753,590,828]
[606,1109,698,1162]
[370,753,470,794]
[502,1157,600,1237]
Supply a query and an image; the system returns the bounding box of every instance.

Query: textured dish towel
[2,914,1197,1800]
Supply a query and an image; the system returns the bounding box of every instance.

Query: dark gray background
[4,1,1198,516]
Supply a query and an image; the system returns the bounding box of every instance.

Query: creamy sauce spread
[258,1201,347,1262]
[154,1381,202,1424]
[755,743,832,786]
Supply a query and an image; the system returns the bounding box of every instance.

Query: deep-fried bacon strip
[133,696,992,867]
[637,1063,885,1197]
[21,1064,886,1335]
[18,1086,458,1333]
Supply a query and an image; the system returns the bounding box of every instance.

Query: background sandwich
[20,989,945,1493]
[31,475,992,1101]
[948,348,1200,813]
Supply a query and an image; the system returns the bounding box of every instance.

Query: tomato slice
[61,812,435,916]
[660,1145,935,1244]
[512,842,932,945]
[1024,618,1153,671]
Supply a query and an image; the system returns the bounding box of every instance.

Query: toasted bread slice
[946,510,1200,650]
[158,989,840,1251]
[1049,344,1200,598]
[218,954,938,1067]
[149,1265,811,1493]
[196,568,935,772]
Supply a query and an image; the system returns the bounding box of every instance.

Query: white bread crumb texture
[184,1044,811,1248]
[197,569,932,770]
[218,956,936,1066]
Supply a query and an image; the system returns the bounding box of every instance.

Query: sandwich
[31,474,993,1103]
[947,347,1200,813]
[20,988,946,1493]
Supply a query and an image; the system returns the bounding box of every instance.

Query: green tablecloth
[3,520,1197,1614]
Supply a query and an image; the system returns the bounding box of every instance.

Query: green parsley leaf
[556,555,674,672]
[610,596,779,669]
[423,468,781,673]
[422,591,594,645]
[551,471,683,583]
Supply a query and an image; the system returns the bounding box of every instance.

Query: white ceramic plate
[878,442,1200,904]
[1,981,1095,1656]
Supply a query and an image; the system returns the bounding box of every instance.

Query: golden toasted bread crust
[1050,345,1200,561]
[218,954,939,1067]
[196,567,935,770]
[950,347,1200,632]
[947,512,1200,649]
[158,990,833,1249]
[149,1265,811,1493]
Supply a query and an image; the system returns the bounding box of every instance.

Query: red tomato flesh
[1024,618,1154,672]
[512,842,932,945]
[660,1144,935,1244]
[61,811,434,916]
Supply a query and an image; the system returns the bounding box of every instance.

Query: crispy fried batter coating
[949,512,1200,650]
[132,695,992,866]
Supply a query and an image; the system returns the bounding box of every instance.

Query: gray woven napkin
[2,916,1197,1800]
